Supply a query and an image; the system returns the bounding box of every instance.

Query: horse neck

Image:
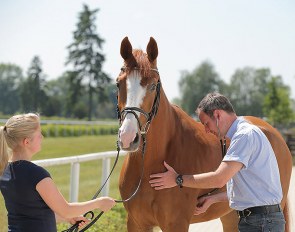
[146,88,176,147]
[155,88,175,123]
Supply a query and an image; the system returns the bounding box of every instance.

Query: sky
[0,0,295,101]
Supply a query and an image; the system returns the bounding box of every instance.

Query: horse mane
[132,49,153,81]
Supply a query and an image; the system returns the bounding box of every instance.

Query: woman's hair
[197,92,235,118]
[0,113,40,174]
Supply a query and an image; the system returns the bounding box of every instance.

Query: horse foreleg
[126,214,154,232]
[158,214,190,232]
[220,210,239,232]
[160,222,190,232]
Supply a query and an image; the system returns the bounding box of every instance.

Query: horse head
[116,37,161,151]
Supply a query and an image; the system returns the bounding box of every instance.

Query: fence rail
[33,151,127,202]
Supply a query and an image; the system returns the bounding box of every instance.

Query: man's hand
[149,161,178,190]
[194,196,213,215]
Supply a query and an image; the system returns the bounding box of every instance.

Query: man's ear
[213,110,221,120]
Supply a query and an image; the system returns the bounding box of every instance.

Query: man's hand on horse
[194,196,212,215]
[149,161,178,190]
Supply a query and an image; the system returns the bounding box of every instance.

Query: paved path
[189,167,295,232]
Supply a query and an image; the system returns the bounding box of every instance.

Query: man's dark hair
[197,92,235,118]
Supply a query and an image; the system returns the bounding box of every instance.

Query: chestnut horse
[116,37,292,232]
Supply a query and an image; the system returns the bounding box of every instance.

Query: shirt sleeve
[29,164,52,187]
[223,132,252,168]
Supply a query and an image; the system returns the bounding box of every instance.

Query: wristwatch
[176,174,183,188]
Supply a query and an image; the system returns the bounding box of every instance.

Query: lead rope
[197,138,227,199]
[62,138,147,232]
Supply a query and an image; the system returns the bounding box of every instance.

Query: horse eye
[116,82,120,89]
[149,83,156,92]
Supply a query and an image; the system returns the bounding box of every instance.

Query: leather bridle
[117,66,161,136]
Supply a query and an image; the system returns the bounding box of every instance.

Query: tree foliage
[42,75,70,117]
[0,63,23,114]
[20,56,47,113]
[66,4,111,120]
[179,61,227,115]
[178,62,294,126]
[228,67,271,117]
[263,76,294,126]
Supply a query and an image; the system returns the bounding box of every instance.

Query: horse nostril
[133,133,139,144]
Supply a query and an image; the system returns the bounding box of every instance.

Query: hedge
[41,124,119,137]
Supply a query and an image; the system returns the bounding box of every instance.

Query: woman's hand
[68,216,90,229]
[96,196,116,212]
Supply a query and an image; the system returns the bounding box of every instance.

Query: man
[149,92,285,231]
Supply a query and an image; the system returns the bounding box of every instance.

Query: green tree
[42,75,70,117]
[66,4,111,121]
[228,67,271,117]
[179,61,227,115]
[94,83,117,119]
[0,63,23,114]
[263,76,294,126]
[20,56,47,112]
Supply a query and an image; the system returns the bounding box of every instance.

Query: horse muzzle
[118,130,141,152]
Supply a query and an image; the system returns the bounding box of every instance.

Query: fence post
[101,158,111,196]
[70,162,80,202]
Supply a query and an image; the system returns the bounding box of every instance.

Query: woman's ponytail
[0,126,9,175]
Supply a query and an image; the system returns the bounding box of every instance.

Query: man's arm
[195,192,228,215]
[149,161,243,190]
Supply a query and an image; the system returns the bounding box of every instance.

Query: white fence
[0,119,117,125]
[33,151,127,202]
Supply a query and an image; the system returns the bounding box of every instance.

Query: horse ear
[146,37,158,62]
[120,37,133,60]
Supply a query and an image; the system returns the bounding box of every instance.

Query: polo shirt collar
[226,116,244,139]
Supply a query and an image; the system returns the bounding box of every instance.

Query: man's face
[198,110,219,137]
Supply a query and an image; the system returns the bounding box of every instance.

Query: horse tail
[283,198,291,232]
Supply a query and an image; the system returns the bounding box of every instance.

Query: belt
[237,204,281,218]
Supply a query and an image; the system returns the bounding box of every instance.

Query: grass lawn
[0,135,128,232]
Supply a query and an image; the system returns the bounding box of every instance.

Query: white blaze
[119,71,146,148]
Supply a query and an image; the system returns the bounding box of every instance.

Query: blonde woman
[0,113,116,232]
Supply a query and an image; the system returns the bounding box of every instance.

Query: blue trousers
[238,211,285,232]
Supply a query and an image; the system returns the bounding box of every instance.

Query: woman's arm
[36,177,116,219]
